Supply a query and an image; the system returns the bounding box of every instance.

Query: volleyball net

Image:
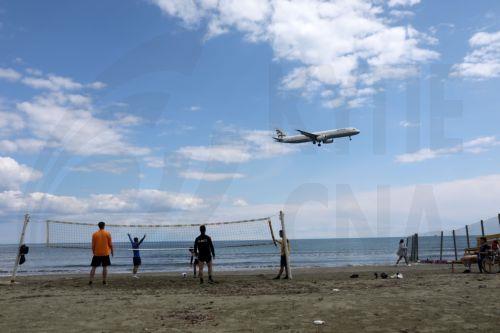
[45,216,282,251]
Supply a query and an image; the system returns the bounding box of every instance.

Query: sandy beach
[1,265,498,332]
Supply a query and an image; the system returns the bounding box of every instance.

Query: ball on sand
[182,272,187,278]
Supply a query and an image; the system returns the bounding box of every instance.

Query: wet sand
[1,265,498,332]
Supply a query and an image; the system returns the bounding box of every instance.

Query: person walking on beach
[194,225,215,284]
[395,239,410,266]
[89,221,113,285]
[477,237,490,273]
[273,230,290,280]
[189,247,199,277]
[127,233,146,278]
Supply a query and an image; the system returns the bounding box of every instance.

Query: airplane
[273,127,360,146]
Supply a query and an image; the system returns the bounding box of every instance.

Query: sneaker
[132,275,139,279]
[200,278,204,284]
[208,278,215,284]
[273,276,281,280]
[102,281,107,285]
[463,269,471,274]
[283,276,289,280]
[407,264,411,267]
[88,281,93,285]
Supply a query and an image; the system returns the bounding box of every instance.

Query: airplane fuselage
[274,127,360,145]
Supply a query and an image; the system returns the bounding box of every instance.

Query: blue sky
[1,0,500,242]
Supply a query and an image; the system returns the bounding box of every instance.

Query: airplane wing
[296,129,319,140]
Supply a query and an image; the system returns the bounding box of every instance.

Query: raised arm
[139,234,146,245]
[127,233,133,244]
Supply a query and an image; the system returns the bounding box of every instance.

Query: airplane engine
[323,138,334,144]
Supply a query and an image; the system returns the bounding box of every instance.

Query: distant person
[189,247,199,277]
[273,230,290,280]
[395,239,410,266]
[477,237,490,273]
[89,221,113,285]
[127,233,146,278]
[194,225,215,284]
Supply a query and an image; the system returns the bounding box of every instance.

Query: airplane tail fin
[275,128,286,139]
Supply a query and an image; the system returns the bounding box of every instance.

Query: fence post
[452,229,458,261]
[465,225,470,249]
[11,213,30,283]
[279,210,292,280]
[409,234,414,262]
[415,233,419,261]
[439,231,443,261]
[480,220,485,236]
[498,213,500,226]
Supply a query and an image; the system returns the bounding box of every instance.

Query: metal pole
[480,220,485,236]
[498,213,500,226]
[11,213,30,283]
[439,231,443,261]
[279,211,292,280]
[452,229,458,261]
[465,225,470,249]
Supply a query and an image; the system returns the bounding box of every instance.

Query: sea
[0,237,465,277]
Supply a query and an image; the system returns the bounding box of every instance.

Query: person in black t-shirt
[194,225,215,284]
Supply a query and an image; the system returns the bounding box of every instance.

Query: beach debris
[380,272,388,279]
[313,320,325,325]
[390,273,404,279]
[350,274,359,278]
[332,288,340,292]
[374,273,378,279]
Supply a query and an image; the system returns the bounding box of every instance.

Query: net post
[279,211,292,280]
[439,231,443,261]
[452,229,458,261]
[480,220,485,236]
[46,220,50,247]
[268,219,277,246]
[498,213,500,226]
[11,213,30,284]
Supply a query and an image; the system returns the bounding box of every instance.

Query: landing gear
[318,143,321,147]
[312,141,316,145]
[349,136,352,141]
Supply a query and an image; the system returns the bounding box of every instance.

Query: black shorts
[280,255,287,268]
[193,258,199,265]
[198,255,212,263]
[133,257,142,266]
[91,255,111,267]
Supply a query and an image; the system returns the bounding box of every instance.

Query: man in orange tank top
[89,221,114,285]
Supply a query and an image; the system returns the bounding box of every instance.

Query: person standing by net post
[128,233,146,278]
[89,221,113,285]
[273,230,290,280]
[194,225,215,284]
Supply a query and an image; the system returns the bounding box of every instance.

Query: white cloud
[0,188,205,216]
[0,111,25,134]
[180,170,245,181]
[232,198,249,207]
[0,67,21,81]
[395,136,500,163]
[387,0,421,7]
[152,0,438,108]
[177,129,297,163]
[144,156,166,168]
[16,92,150,156]
[21,74,83,91]
[399,120,419,128]
[0,139,47,153]
[70,159,135,175]
[451,30,500,79]
[0,156,42,190]
[188,105,201,111]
